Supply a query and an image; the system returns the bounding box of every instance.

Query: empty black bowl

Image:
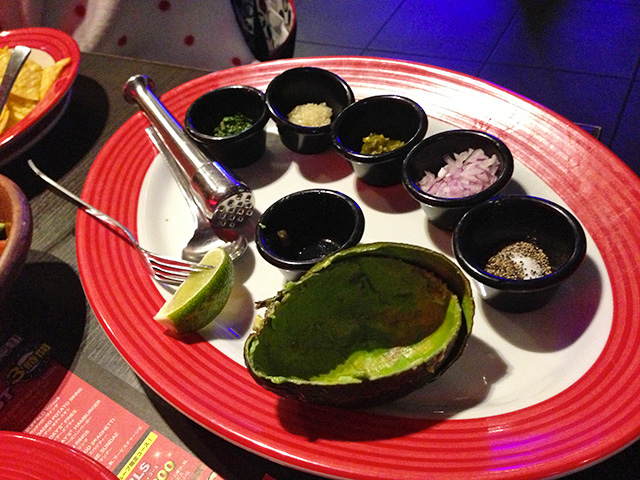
[331,95,428,187]
[402,130,514,230]
[184,85,269,168]
[255,189,365,280]
[265,67,355,154]
[452,195,587,312]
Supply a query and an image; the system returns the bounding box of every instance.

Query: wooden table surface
[0,51,638,480]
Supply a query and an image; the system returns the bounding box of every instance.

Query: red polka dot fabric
[0,0,296,71]
[73,4,86,17]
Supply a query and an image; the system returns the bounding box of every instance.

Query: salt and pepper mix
[484,241,552,280]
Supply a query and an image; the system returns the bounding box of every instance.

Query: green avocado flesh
[248,255,461,384]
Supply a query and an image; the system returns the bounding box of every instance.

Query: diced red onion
[418,148,499,198]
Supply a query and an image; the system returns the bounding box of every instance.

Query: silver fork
[28,160,212,286]
[145,126,248,262]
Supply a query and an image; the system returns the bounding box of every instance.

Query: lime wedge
[154,248,234,334]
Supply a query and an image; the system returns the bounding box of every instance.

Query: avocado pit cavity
[244,242,474,407]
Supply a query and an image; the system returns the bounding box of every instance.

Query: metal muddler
[122,74,254,229]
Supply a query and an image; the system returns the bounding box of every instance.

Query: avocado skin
[247,335,458,408]
[244,242,474,408]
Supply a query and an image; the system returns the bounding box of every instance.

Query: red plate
[77,57,640,479]
[0,27,81,162]
[0,431,117,479]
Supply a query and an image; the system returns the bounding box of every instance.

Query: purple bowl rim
[0,175,33,299]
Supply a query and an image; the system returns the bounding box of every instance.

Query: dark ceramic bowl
[255,189,365,280]
[265,67,354,154]
[184,85,269,168]
[331,95,428,187]
[402,129,514,230]
[0,174,33,307]
[452,195,586,312]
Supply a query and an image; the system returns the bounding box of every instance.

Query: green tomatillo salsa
[213,113,253,137]
[361,133,405,155]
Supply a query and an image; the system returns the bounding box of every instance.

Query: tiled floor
[292,0,640,177]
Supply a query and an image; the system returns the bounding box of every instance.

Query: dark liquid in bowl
[297,238,341,261]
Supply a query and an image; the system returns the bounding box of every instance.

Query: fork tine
[152,271,191,286]
[149,264,196,277]
[147,255,207,274]
[28,161,213,287]
[141,248,212,286]
[147,260,199,286]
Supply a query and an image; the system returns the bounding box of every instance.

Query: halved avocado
[244,242,474,407]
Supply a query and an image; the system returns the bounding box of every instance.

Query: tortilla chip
[0,46,71,135]
[5,95,38,129]
[0,47,10,71]
[0,107,9,135]
[11,60,42,101]
[40,57,71,100]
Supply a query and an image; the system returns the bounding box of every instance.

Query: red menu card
[0,332,217,479]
